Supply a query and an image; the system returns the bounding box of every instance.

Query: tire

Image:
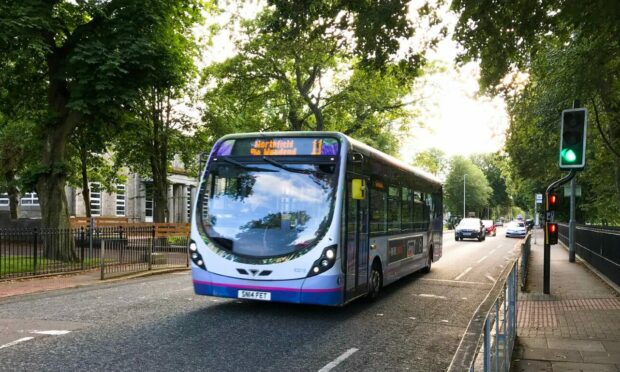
[367,261,383,300]
[455,236,459,241]
[422,247,433,274]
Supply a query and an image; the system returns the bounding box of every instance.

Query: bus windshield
[199,161,338,258]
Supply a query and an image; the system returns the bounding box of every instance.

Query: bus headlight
[188,240,206,270]
[308,244,337,277]
[325,248,335,259]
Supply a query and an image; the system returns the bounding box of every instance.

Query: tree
[0,1,204,259]
[201,1,441,154]
[452,0,620,221]
[444,156,492,218]
[412,148,447,177]
[470,153,510,218]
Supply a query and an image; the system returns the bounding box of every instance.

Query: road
[0,227,521,372]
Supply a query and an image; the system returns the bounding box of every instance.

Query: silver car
[505,221,527,238]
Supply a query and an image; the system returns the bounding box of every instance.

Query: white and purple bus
[189,132,443,306]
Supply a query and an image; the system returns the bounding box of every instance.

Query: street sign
[564,185,582,197]
[535,194,543,203]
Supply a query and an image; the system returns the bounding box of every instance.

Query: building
[0,163,198,223]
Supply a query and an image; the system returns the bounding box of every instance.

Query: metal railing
[519,233,531,291]
[448,258,518,371]
[0,226,189,280]
[558,223,620,286]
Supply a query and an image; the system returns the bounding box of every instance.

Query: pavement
[512,229,620,372]
[0,267,187,299]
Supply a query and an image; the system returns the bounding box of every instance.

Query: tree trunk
[37,55,79,261]
[5,171,20,220]
[80,144,92,217]
[8,188,19,219]
[149,90,169,223]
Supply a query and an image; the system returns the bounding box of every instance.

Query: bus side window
[401,186,413,231]
[413,191,425,230]
[370,183,386,234]
[387,185,401,233]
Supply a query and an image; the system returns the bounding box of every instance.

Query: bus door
[344,173,369,301]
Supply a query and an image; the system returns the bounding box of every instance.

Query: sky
[398,8,510,162]
[199,2,510,162]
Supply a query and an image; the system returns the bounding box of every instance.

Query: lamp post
[463,174,467,218]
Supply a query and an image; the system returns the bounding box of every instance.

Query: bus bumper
[191,268,343,306]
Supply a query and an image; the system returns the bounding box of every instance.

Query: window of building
[0,193,8,206]
[90,183,101,216]
[21,192,39,206]
[145,183,153,222]
[186,187,192,222]
[116,184,126,216]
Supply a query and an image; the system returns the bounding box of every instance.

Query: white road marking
[30,330,71,336]
[417,294,447,299]
[318,348,359,372]
[476,255,488,263]
[0,337,34,349]
[421,278,488,285]
[441,320,449,323]
[454,267,472,281]
[408,317,416,320]
[485,274,496,283]
[489,249,496,255]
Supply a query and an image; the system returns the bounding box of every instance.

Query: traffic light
[546,222,558,245]
[547,193,558,211]
[559,108,587,170]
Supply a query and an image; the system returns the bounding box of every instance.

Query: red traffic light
[547,193,558,211]
[547,222,558,245]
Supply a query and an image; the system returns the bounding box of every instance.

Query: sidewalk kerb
[0,267,190,300]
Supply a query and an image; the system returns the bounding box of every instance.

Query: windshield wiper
[261,156,313,174]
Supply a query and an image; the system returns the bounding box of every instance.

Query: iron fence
[448,258,518,371]
[558,223,620,286]
[519,233,531,291]
[0,226,189,280]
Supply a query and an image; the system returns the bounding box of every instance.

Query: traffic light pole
[568,100,580,263]
[543,170,577,294]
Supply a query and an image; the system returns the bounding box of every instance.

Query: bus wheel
[422,247,433,273]
[367,261,383,300]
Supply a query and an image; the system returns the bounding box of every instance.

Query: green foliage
[200,1,440,154]
[412,148,447,177]
[470,153,510,212]
[444,156,492,217]
[0,0,206,228]
[452,0,620,224]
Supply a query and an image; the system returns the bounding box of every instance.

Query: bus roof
[214,131,442,187]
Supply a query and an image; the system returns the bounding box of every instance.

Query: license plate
[238,290,271,301]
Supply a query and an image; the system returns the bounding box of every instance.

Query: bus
[189,132,443,306]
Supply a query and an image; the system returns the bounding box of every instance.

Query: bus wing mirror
[349,152,364,164]
[352,179,366,200]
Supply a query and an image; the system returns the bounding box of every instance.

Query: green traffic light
[561,148,577,163]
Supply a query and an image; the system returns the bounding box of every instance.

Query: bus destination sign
[216,137,339,157]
